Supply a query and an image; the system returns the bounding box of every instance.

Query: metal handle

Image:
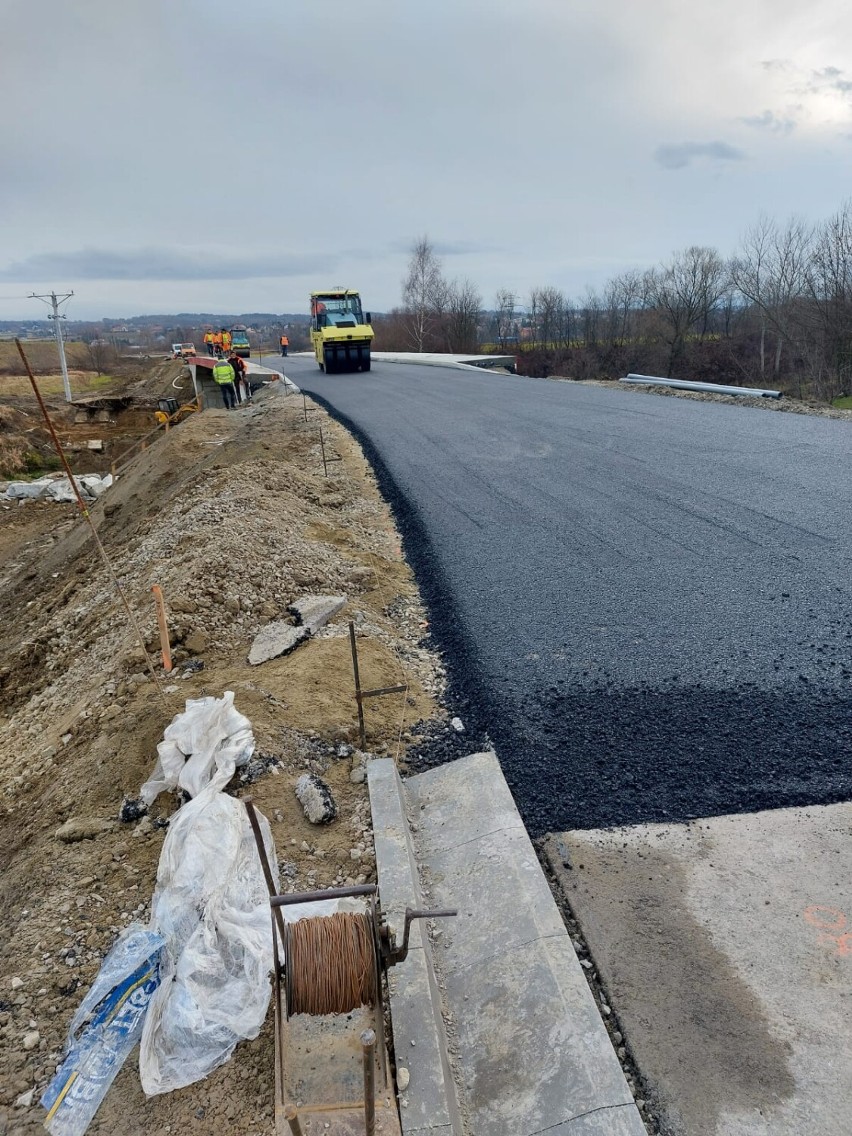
[392,907,458,963]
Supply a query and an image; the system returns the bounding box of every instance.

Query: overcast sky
[2,0,851,320]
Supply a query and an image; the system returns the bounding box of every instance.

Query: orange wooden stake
[151,585,172,672]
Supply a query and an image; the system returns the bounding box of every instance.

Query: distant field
[0,371,114,397]
[0,338,92,376]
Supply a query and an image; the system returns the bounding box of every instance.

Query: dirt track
[0,380,446,1134]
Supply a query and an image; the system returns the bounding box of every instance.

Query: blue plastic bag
[41,925,164,1136]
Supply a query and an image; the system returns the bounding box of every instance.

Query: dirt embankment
[0,380,447,1135]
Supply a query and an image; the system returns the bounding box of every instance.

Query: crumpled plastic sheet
[140,691,254,805]
[140,783,278,1094]
[134,692,277,1095]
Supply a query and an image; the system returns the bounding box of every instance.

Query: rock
[55,818,117,843]
[349,767,366,784]
[347,566,375,585]
[397,1066,410,1091]
[183,630,208,655]
[287,594,347,636]
[248,622,307,666]
[119,798,147,823]
[14,1089,34,1108]
[224,596,241,615]
[170,597,197,614]
[295,774,337,825]
[10,977,23,990]
[23,1031,39,1050]
[450,716,465,733]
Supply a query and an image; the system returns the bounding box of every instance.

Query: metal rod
[270,884,376,907]
[283,1103,303,1136]
[14,339,165,697]
[272,909,286,1100]
[360,684,407,700]
[243,800,290,959]
[349,621,367,749]
[361,1029,376,1136]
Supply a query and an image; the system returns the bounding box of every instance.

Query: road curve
[287,357,852,836]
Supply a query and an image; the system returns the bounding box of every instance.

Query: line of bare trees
[379,202,852,402]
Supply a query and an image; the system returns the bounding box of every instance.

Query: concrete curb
[368,759,465,1135]
[370,754,646,1136]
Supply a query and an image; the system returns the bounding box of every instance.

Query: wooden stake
[151,585,172,672]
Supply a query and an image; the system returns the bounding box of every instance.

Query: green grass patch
[831,395,852,409]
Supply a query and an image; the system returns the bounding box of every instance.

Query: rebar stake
[361,1028,376,1136]
[283,1103,303,1136]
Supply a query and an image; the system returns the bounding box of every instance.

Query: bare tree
[536,286,565,349]
[402,236,445,352]
[732,216,812,382]
[645,247,728,375]
[805,201,852,396]
[445,279,482,353]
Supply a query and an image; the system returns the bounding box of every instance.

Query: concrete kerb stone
[404,752,646,1136]
[368,759,464,1135]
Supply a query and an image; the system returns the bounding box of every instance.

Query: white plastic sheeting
[140,784,277,1094]
[140,691,254,805]
[3,473,113,502]
[137,692,277,1095]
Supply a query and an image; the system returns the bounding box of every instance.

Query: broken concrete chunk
[248,622,308,666]
[295,773,337,824]
[55,817,118,843]
[287,594,347,636]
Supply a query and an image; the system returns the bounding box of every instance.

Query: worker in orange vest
[212,330,223,357]
[279,334,289,357]
[221,328,232,353]
[203,330,215,356]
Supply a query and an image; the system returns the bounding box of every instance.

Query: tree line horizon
[376,199,852,402]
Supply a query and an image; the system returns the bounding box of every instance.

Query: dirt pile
[0,381,447,1135]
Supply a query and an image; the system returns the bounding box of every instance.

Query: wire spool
[284,912,379,1017]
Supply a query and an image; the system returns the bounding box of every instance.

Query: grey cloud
[761,59,793,73]
[653,141,746,170]
[740,110,796,135]
[0,248,337,283]
[807,66,852,94]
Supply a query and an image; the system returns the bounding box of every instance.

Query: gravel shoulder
[0,382,450,1135]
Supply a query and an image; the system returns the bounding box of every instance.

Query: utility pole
[30,290,74,402]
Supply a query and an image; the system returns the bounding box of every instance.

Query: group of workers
[212,353,251,410]
[204,329,231,357]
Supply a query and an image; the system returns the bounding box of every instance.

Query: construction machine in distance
[310,289,373,373]
[230,326,251,358]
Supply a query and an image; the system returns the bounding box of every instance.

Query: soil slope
[0,381,446,1135]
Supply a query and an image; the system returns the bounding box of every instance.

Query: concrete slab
[546,802,852,1135]
[405,753,645,1136]
[247,621,306,665]
[287,593,347,635]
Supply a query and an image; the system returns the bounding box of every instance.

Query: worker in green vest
[212,357,237,409]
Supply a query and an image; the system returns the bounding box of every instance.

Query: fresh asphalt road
[287,357,852,836]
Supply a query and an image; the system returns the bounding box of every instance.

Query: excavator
[310,289,373,373]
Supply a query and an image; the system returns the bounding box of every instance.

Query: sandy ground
[0,378,447,1135]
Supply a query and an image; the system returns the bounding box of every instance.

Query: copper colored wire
[285,912,377,1017]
